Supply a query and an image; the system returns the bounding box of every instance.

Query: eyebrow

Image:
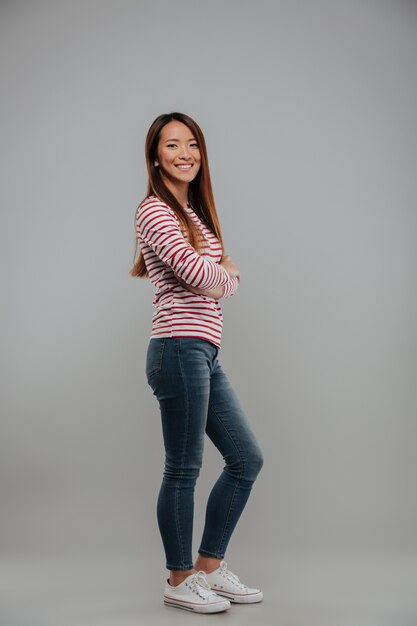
[164,137,197,142]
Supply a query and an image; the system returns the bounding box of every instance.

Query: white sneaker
[163,570,231,613]
[204,560,263,603]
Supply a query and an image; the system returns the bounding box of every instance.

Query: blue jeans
[145,336,264,571]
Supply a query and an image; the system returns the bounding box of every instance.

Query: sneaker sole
[213,590,263,603]
[164,596,231,613]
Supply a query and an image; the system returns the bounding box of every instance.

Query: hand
[220,255,240,282]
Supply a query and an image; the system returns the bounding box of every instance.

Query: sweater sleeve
[220,275,239,299]
[136,202,232,290]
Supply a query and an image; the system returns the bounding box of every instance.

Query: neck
[160,175,189,208]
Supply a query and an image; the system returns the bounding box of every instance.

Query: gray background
[1,1,416,624]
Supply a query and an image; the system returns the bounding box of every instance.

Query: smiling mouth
[175,164,193,170]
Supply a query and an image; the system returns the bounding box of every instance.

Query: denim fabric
[145,336,264,571]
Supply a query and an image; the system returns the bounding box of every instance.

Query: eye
[166,143,199,148]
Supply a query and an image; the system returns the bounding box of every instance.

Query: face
[154,121,201,187]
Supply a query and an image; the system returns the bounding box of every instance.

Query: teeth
[177,165,192,169]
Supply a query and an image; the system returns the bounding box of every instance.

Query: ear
[154,160,159,167]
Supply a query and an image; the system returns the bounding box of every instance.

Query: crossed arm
[136,202,239,299]
[174,269,239,299]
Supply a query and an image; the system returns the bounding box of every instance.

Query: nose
[179,146,191,159]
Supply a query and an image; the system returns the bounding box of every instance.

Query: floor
[1,550,416,626]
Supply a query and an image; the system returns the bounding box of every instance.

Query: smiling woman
[156,123,201,203]
[130,112,264,614]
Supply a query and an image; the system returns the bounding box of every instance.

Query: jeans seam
[174,480,183,567]
[176,338,189,567]
[210,401,246,555]
[218,484,240,554]
[146,338,166,377]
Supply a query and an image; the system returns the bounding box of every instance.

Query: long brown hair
[130,112,226,278]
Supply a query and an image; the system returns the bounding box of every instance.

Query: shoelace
[186,571,215,598]
[219,561,248,590]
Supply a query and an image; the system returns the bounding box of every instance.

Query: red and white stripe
[135,195,238,349]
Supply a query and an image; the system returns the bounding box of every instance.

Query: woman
[131,112,265,614]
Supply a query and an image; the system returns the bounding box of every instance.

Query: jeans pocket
[145,338,166,379]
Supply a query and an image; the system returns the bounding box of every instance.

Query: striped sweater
[135,195,239,349]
